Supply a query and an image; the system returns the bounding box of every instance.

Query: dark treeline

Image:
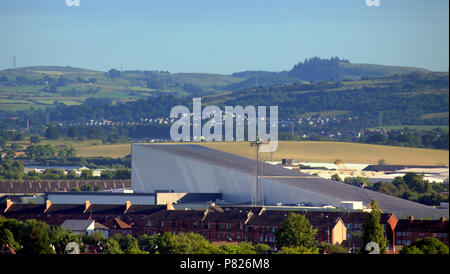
[360,128,449,150]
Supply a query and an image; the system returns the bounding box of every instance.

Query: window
[397,232,402,236]
[407,232,411,236]
[402,232,407,236]
[193,222,198,228]
[438,233,442,238]
[407,240,411,245]
[260,236,263,242]
[272,227,276,233]
[443,233,447,238]
[346,224,351,229]
[161,221,164,227]
[397,240,401,244]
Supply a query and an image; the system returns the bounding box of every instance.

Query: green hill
[0,58,435,111]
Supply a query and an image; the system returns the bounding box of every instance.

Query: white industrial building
[131,144,448,219]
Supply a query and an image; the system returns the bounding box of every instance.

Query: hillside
[286,57,428,81]
[0,57,433,111]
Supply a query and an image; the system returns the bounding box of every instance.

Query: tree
[319,242,348,254]
[220,242,256,254]
[0,228,20,251]
[0,159,24,179]
[138,234,159,253]
[331,174,343,182]
[362,199,387,254]
[117,234,147,254]
[104,238,124,254]
[80,169,93,180]
[155,232,221,254]
[67,126,78,138]
[17,219,55,254]
[86,128,99,140]
[277,246,319,254]
[44,125,60,140]
[113,169,131,179]
[106,69,121,78]
[80,184,94,191]
[30,135,40,144]
[275,213,318,249]
[400,237,449,254]
[254,243,271,254]
[49,226,80,254]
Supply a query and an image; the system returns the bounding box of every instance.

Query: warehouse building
[131,144,448,219]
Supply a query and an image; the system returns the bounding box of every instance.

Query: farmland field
[67,140,449,166]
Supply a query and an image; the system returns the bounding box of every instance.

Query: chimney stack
[4,199,12,212]
[44,200,52,212]
[125,200,131,213]
[166,202,175,210]
[84,200,91,213]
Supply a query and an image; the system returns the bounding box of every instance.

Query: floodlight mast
[250,137,263,206]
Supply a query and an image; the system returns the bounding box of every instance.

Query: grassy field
[59,140,449,166]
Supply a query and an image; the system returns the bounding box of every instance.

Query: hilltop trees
[288,57,349,81]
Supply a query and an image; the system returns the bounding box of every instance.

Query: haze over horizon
[0,0,448,74]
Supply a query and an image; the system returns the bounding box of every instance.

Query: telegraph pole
[250,137,263,206]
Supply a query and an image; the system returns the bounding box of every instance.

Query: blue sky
[0,0,448,74]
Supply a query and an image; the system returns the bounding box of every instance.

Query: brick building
[201,207,257,243]
[395,216,448,247]
[245,210,347,247]
[2,198,448,251]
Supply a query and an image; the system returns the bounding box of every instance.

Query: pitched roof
[396,218,448,232]
[203,209,252,223]
[94,222,109,230]
[61,219,94,231]
[247,210,343,229]
[135,144,444,218]
[45,204,85,214]
[149,210,205,221]
[103,218,132,229]
[84,204,126,215]
[126,205,165,215]
[2,203,45,215]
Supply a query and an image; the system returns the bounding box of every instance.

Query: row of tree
[361,129,449,150]
[0,159,131,180]
[331,173,449,206]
